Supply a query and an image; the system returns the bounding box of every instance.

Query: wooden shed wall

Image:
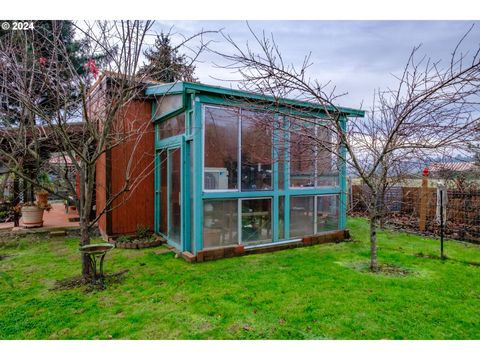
[96,99,155,237]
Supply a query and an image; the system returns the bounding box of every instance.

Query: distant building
[429,161,479,179]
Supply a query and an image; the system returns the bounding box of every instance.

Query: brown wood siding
[109,100,155,236]
[94,95,155,237]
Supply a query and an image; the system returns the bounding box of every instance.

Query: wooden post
[419,167,429,232]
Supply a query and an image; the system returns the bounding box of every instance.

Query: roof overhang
[145,81,365,118]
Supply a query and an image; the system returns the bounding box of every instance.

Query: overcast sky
[148,20,480,110]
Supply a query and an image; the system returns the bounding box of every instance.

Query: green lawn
[1,218,480,339]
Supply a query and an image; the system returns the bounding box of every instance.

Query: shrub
[136,224,150,239]
[116,235,131,243]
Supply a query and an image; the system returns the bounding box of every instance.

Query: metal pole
[440,189,444,259]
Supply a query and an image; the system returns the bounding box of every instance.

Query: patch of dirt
[117,246,173,259]
[52,275,87,290]
[415,252,447,260]
[117,250,145,258]
[339,260,414,277]
[228,323,253,334]
[52,269,129,292]
[171,292,186,304]
[154,247,174,255]
[228,323,241,333]
[2,231,49,242]
[49,242,71,256]
[372,263,412,276]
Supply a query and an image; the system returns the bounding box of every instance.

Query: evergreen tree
[138,32,197,82]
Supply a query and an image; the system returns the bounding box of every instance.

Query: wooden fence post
[419,167,429,232]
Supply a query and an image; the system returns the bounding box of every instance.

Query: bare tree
[214,24,480,271]
[0,20,212,280]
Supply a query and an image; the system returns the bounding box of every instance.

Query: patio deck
[0,202,79,232]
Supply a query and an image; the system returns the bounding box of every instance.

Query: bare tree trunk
[79,163,92,280]
[379,189,386,230]
[80,219,91,279]
[0,172,10,201]
[369,216,378,272]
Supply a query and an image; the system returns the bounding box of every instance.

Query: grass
[1,218,480,339]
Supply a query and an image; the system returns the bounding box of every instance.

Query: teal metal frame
[150,82,364,255]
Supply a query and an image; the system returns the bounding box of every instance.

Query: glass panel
[241,111,273,191]
[155,94,183,118]
[203,200,238,249]
[159,150,168,234]
[290,196,314,238]
[241,198,272,246]
[277,128,285,190]
[204,106,239,190]
[170,148,181,245]
[290,120,316,188]
[157,113,185,139]
[316,124,339,187]
[189,142,194,250]
[316,195,339,233]
[278,196,285,240]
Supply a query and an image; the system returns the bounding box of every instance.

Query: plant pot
[21,205,44,228]
[35,191,49,206]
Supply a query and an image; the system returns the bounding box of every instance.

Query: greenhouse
[143,82,365,260]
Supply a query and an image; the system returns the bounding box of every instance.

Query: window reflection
[241,111,273,191]
[290,196,315,238]
[155,94,183,119]
[290,122,316,187]
[290,119,339,188]
[241,198,272,245]
[278,196,285,240]
[316,195,339,232]
[157,113,185,139]
[204,106,239,190]
[203,200,238,248]
[315,124,339,187]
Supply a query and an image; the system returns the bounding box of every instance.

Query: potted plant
[19,201,52,228]
[35,171,53,206]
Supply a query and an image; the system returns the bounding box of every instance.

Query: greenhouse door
[159,147,181,248]
[168,147,181,247]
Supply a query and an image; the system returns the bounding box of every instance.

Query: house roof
[49,154,74,166]
[88,71,164,96]
[145,81,365,118]
[429,162,479,173]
